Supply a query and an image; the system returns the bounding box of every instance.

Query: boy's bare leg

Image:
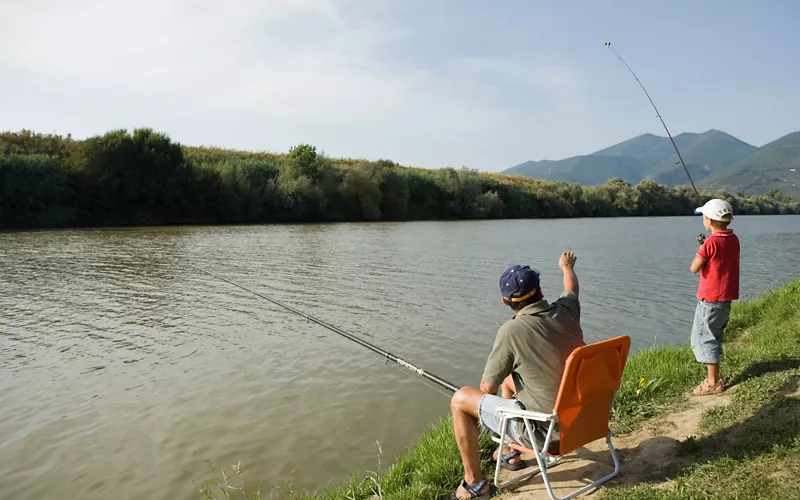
[708,363,721,385]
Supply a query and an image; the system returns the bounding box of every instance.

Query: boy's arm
[691,238,713,274]
[690,256,706,274]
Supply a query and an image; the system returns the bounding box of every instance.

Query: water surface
[2,216,800,499]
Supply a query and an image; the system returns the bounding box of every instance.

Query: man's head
[695,199,734,231]
[499,265,542,311]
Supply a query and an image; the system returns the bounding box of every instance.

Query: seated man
[450,252,585,500]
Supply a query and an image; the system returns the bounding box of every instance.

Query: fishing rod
[604,42,703,207]
[189,264,461,393]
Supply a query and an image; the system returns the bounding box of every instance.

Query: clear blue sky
[1,0,797,171]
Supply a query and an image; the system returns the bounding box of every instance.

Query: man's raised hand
[559,251,577,270]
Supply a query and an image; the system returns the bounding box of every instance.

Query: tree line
[1,128,798,229]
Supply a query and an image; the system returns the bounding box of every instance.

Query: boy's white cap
[694,199,734,221]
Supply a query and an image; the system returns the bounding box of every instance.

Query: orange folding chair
[491,335,631,500]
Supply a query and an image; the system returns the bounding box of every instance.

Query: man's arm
[480,378,498,395]
[482,326,513,395]
[559,251,579,296]
[690,256,706,274]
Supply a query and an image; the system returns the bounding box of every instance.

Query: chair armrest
[496,407,556,422]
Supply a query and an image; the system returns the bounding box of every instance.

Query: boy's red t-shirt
[696,229,740,302]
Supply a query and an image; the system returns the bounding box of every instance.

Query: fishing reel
[697,234,706,245]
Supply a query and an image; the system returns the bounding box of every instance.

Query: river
[2,216,800,499]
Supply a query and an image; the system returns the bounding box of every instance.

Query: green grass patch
[612,279,800,434]
[603,279,800,499]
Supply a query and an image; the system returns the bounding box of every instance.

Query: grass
[199,462,263,500]
[602,370,800,500]
[199,279,800,499]
[603,278,800,499]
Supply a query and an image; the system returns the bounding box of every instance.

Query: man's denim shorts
[690,300,732,364]
[478,394,526,444]
[479,394,559,454]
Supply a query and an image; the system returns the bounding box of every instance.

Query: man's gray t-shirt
[482,291,585,414]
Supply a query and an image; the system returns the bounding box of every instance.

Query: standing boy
[689,199,740,395]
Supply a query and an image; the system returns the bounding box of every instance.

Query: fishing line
[604,42,704,206]
[189,264,461,394]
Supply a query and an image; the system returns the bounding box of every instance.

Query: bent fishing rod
[604,42,703,206]
[189,264,461,393]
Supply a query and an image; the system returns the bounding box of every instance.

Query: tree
[633,179,674,216]
[285,144,321,180]
[339,162,383,220]
[377,161,410,220]
[0,154,73,227]
[603,178,635,215]
[68,128,190,224]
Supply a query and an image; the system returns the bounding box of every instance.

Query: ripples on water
[1,216,799,499]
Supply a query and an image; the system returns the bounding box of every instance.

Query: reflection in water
[1,216,800,500]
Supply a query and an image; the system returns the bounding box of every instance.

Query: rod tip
[604,41,611,46]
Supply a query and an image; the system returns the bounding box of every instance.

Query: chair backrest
[552,335,631,455]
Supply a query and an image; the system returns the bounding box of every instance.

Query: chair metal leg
[496,455,560,489]
[496,416,555,490]
[495,429,620,500]
[493,416,508,487]
[541,433,621,500]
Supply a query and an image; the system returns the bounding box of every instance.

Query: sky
[1,0,798,172]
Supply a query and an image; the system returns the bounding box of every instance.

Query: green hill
[503,129,799,198]
[505,130,756,186]
[591,132,669,169]
[701,132,800,198]
[503,155,642,185]
[650,130,756,184]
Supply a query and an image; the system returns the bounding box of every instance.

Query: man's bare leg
[493,376,522,465]
[501,375,516,399]
[450,387,492,499]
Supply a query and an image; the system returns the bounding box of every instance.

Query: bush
[1,129,798,228]
[0,153,74,227]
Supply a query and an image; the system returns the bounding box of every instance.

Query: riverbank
[234,278,799,500]
[3,129,799,229]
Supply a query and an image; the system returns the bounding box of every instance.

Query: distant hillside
[650,130,756,183]
[503,155,642,185]
[503,129,800,196]
[701,132,800,198]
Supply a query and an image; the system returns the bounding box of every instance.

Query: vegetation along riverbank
[200,278,800,499]
[2,129,799,229]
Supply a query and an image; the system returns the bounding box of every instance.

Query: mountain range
[503,130,800,198]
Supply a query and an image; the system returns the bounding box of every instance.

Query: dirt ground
[495,391,733,499]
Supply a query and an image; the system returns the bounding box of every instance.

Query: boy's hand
[559,252,577,270]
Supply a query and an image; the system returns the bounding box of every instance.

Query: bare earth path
[497,391,733,499]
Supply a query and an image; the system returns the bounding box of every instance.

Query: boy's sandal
[692,378,724,396]
[491,449,528,471]
[452,478,497,500]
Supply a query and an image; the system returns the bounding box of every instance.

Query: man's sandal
[692,378,724,396]
[491,449,528,471]
[452,478,497,500]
